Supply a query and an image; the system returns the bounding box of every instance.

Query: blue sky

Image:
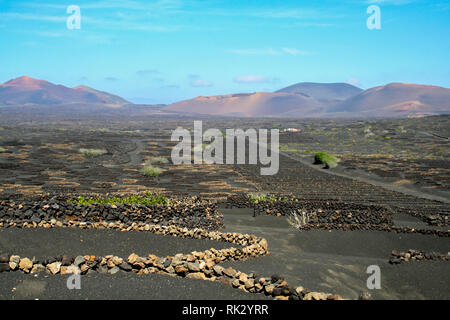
[0,0,449,104]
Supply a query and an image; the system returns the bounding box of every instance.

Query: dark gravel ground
[220,208,450,300]
[0,271,266,300]
[0,227,259,300]
[0,227,236,259]
[235,151,450,220]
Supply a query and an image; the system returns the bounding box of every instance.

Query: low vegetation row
[69,191,170,206]
[79,148,107,157]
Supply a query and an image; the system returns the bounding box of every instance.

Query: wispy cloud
[365,0,418,4]
[0,12,66,22]
[6,1,340,35]
[228,48,312,56]
[152,77,165,83]
[228,48,281,56]
[20,0,182,11]
[234,75,271,84]
[136,69,160,76]
[190,79,213,87]
[194,7,325,20]
[281,48,310,56]
[35,31,66,37]
[16,1,341,27]
[161,84,180,89]
[1,4,181,32]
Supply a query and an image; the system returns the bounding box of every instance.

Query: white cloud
[365,0,417,4]
[0,8,180,33]
[191,79,213,87]
[228,48,281,56]
[234,75,271,83]
[136,69,160,76]
[229,48,311,56]
[0,12,66,22]
[281,48,310,56]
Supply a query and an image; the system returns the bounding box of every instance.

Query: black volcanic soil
[276,115,450,200]
[0,272,266,300]
[0,116,449,300]
[0,123,256,199]
[0,227,236,259]
[220,208,449,300]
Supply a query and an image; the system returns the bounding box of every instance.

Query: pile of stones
[389,249,450,264]
[0,193,223,231]
[0,251,343,301]
[224,194,252,208]
[421,213,448,227]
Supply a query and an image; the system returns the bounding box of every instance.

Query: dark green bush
[314,152,340,169]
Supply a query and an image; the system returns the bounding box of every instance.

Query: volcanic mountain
[164,91,325,117]
[329,83,450,117]
[276,82,363,107]
[0,76,129,106]
[164,82,362,117]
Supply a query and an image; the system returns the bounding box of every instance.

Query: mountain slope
[164,92,324,116]
[329,83,450,117]
[73,85,129,105]
[276,82,362,106]
[0,76,129,105]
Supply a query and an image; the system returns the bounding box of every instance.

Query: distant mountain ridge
[164,81,450,117]
[0,76,129,105]
[164,82,362,117]
[1,76,449,118]
[165,91,324,117]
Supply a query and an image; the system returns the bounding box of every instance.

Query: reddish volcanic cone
[0,76,129,105]
[164,91,323,117]
[329,83,450,117]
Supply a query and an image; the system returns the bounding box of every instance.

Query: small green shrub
[79,148,107,157]
[314,152,340,169]
[141,165,163,177]
[0,147,5,153]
